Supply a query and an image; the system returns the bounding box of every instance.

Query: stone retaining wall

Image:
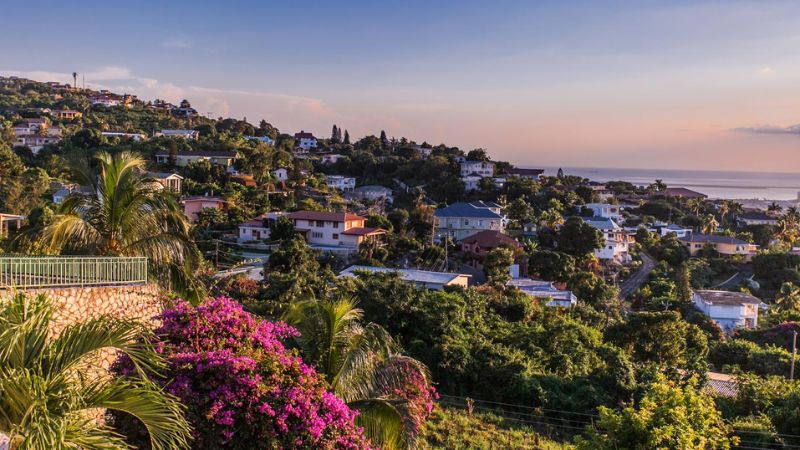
[3,283,164,370]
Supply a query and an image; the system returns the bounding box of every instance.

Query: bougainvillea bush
[111,296,373,449]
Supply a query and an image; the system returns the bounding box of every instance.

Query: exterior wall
[273,168,289,181]
[693,293,758,332]
[586,204,621,220]
[293,218,365,247]
[435,217,503,241]
[239,225,270,242]
[460,161,494,177]
[183,200,226,222]
[298,138,317,149]
[7,284,163,371]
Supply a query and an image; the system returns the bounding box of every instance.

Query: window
[463,219,469,226]
[333,222,339,229]
[311,232,323,239]
[332,233,339,240]
[316,220,324,227]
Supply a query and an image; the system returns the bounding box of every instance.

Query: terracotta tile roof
[341,227,386,236]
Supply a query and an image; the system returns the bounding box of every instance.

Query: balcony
[0,256,148,289]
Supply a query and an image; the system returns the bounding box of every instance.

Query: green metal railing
[0,256,148,289]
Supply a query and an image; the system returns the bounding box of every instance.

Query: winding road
[619,253,656,300]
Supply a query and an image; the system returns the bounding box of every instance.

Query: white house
[507,278,577,307]
[339,265,471,290]
[13,135,61,154]
[415,146,433,158]
[147,172,183,193]
[581,217,633,263]
[693,290,763,333]
[434,201,505,241]
[294,131,318,150]
[154,150,237,168]
[244,135,275,145]
[460,160,494,178]
[584,203,622,221]
[320,153,343,164]
[102,132,147,141]
[156,129,199,140]
[272,168,289,182]
[237,212,286,243]
[326,175,356,192]
[660,224,693,238]
[352,185,393,203]
[737,211,779,226]
[287,211,385,249]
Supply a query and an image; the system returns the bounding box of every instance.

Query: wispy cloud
[734,124,800,135]
[161,37,191,49]
[758,67,775,75]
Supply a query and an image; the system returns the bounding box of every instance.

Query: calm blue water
[527,166,800,201]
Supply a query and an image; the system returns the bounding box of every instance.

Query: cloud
[734,124,800,135]
[161,38,191,49]
[759,67,775,75]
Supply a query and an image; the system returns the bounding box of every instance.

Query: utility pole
[215,240,220,267]
[791,330,798,381]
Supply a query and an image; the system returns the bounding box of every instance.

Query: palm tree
[701,214,719,235]
[717,201,730,224]
[768,202,783,214]
[775,282,800,313]
[0,292,191,449]
[283,296,432,450]
[686,198,704,216]
[35,151,203,301]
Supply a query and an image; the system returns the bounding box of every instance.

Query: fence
[0,256,148,289]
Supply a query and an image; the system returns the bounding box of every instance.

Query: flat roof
[339,265,470,285]
[694,290,761,306]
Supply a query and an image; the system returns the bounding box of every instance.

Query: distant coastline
[520,166,800,201]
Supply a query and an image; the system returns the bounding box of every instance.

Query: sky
[3,0,800,172]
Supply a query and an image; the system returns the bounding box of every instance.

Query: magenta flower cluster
[116,296,373,449]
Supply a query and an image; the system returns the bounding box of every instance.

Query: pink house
[182,196,228,222]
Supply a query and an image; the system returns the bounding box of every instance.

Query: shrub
[112,297,372,449]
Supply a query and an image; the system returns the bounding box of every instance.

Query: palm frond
[349,399,407,450]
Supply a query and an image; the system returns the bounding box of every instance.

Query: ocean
[525,167,800,201]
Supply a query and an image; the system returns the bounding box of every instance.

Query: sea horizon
[519,165,800,201]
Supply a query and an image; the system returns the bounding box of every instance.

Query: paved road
[619,253,656,299]
[714,263,754,290]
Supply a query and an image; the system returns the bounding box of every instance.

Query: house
[230,174,256,187]
[155,129,199,140]
[287,211,386,249]
[339,265,471,290]
[272,168,289,182]
[237,212,285,243]
[460,230,523,271]
[660,223,693,238]
[294,131,318,150]
[415,146,433,158]
[52,109,82,120]
[244,135,275,145]
[662,187,707,199]
[679,234,758,260]
[52,188,71,204]
[13,118,50,135]
[585,183,615,201]
[326,175,356,192]
[738,211,779,227]
[693,290,763,333]
[434,201,505,241]
[460,160,494,178]
[102,131,147,141]
[507,278,577,307]
[147,172,183,193]
[319,153,343,165]
[154,150,237,168]
[0,213,24,238]
[583,203,622,221]
[352,185,393,203]
[581,217,633,262]
[507,168,545,180]
[182,196,228,222]
[13,135,61,154]
[522,222,537,237]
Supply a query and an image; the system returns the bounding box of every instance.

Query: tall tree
[0,292,191,450]
[484,247,515,288]
[36,151,202,301]
[331,124,340,143]
[344,129,351,145]
[380,130,387,147]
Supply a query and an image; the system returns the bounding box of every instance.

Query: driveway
[714,263,754,290]
[619,253,656,299]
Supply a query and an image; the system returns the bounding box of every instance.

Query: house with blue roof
[581,217,634,263]
[434,201,505,241]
